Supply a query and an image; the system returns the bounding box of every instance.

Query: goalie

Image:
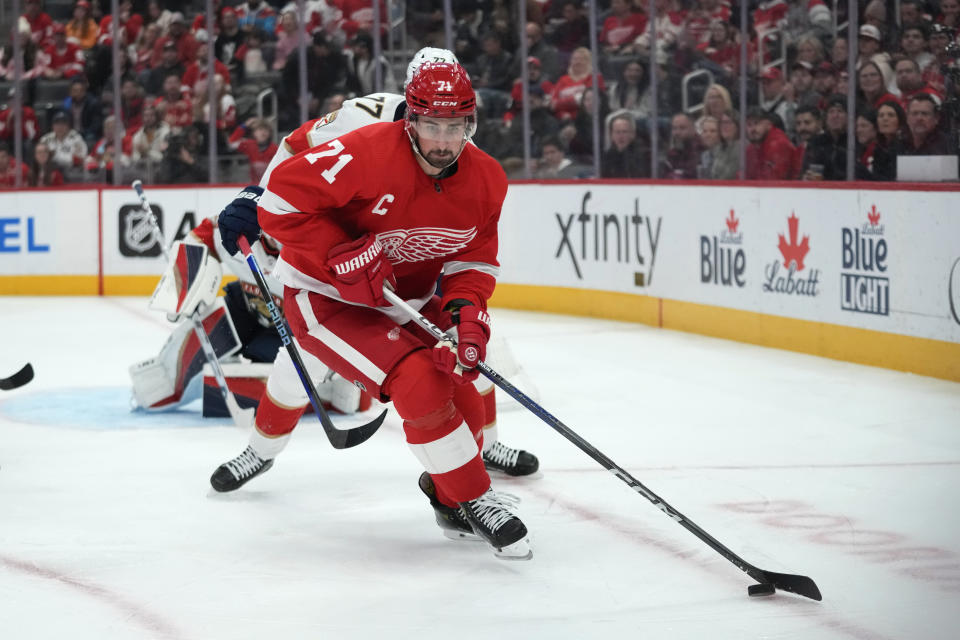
[129,219,371,417]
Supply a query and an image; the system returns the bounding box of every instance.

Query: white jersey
[258,92,406,188]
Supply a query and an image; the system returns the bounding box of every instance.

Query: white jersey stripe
[258,189,302,216]
[442,260,500,278]
[295,291,388,385]
[407,422,479,474]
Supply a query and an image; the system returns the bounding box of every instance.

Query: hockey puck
[748,583,776,597]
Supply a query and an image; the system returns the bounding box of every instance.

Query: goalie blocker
[130,240,371,416]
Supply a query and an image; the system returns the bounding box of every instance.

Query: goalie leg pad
[149,240,223,320]
[130,300,241,411]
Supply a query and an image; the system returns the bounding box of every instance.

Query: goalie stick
[0,363,34,391]
[132,180,255,429]
[237,236,385,449]
[383,288,822,601]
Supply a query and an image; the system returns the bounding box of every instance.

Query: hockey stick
[0,363,34,391]
[384,289,822,601]
[132,180,255,429]
[236,236,385,449]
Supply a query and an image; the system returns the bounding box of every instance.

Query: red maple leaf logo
[777,212,810,271]
[867,204,881,226]
[725,208,739,233]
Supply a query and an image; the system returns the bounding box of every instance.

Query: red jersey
[43,42,85,78]
[0,157,29,188]
[228,127,278,183]
[0,106,39,142]
[259,120,507,312]
[153,94,194,129]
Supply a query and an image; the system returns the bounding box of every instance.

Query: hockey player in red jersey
[213,62,531,559]
[209,48,539,492]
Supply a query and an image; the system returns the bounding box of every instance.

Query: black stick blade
[760,570,822,601]
[0,363,34,391]
[327,408,388,449]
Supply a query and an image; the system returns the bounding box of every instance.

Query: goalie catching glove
[327,234,396,307]
[218,185,263,255]
[433,300,490,384]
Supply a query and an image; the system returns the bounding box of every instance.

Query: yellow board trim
[491,283,960,382]
[0,275,99,295]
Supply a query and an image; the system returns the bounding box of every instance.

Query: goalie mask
[404,62,477,171]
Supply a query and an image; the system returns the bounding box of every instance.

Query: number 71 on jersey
[305,140,353,184]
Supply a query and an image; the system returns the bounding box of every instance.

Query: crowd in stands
[1,0,959,188]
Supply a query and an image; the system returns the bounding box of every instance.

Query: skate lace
[225,447,264,479]
[484,441,520,468]
[465,489,519,533]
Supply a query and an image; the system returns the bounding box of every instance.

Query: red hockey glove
[327,234,396,307]
[432,304,490,384]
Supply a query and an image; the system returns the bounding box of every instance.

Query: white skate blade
[494,537,532,561]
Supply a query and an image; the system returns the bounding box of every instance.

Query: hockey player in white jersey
[210,49,541,514]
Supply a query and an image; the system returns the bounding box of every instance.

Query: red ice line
[720,499,960,594]
[0,553,184,640]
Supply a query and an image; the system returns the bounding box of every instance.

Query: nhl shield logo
[119,204,163,257]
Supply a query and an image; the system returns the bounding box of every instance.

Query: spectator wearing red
[21,0,55,48]
[698,21,742,74]
[0,142,30,188]
[28,141,64,187]
[338,0,388,39]
[65,0,99,50]
[43,25,85,79]
[753,0,788,34]
[0,99,39,145]
[98,1,142,49]
[133,22,161,74]
[600,0,647,54]
[686,0,732,46]
[550,46,605,121]
[154,74,194,132]
[181,37,232,97]
[120,78,145,132]
[857,61,899,109]
[745,107,796,180]
[895,58,943,108]
[153,13,199,66]
[227,117,277,183]
[84,115,132,177]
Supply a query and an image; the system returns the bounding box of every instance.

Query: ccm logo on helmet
[432,100,458,106]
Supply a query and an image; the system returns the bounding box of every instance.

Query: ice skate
[418,472,479,541]
[210,446,274,492]
[483,441,540,477]
[459,488,532,560]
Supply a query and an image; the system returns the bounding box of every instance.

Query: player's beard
[425,149,455,168]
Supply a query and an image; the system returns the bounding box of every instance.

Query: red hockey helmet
[405,62,476,118]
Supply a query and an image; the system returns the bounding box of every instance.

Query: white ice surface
[1,297,958,639]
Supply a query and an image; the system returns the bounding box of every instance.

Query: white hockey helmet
[405,47,459,88]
